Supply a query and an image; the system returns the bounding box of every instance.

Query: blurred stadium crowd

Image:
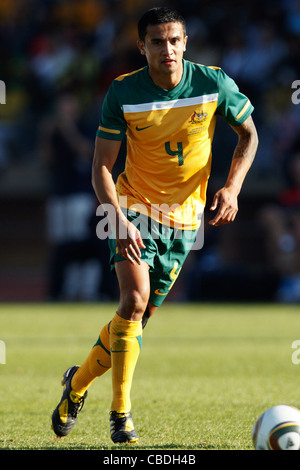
[0,0,300,303]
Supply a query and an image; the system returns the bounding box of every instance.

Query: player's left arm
[209,115,258,227]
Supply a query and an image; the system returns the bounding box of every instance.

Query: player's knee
[119,288,149,320]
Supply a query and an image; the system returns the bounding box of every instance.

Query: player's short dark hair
[138,7,186,42]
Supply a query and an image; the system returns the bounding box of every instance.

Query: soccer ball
[252,405,300,450]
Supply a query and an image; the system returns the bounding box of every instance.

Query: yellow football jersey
[97,60,253,229]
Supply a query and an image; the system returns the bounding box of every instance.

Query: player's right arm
[92,136,145,264]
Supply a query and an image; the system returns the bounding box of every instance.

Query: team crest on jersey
[189,108,208,124]
[188,108,208,135]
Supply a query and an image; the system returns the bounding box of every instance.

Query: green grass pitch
[0,302,300,450]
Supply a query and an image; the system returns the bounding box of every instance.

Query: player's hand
[209,187,238,227]
[116,219,146,264]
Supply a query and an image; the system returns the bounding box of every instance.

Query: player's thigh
[115,259,151,320]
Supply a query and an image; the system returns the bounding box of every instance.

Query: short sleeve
[96,81,127,141]
[216,69,254,126]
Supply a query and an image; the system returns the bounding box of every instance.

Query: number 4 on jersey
[165,141,184,166]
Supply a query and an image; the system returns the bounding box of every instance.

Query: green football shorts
[108,209,198,307]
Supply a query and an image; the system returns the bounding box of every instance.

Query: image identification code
[102,453,196,467]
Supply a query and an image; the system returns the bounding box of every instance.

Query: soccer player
[52,7,258,443]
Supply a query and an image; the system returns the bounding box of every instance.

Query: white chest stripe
[123,93,219,113]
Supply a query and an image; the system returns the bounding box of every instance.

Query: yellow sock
[110,312,142,413]
[71,322,111,396]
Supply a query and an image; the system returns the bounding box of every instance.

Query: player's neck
[148,65,183,91]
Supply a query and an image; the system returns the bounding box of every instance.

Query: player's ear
[137,40,146,55]
[183,35,188,52]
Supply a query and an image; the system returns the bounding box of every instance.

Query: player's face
[137,22,187,88]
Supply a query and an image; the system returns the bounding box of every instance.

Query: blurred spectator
[260,146,300,302]
[39,93,101,301]
[222,21,287,93]
[30,30,76,90]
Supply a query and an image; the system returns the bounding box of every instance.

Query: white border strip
[123,93,219,113]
